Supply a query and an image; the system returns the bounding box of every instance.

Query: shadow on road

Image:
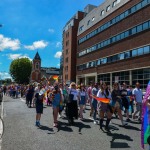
[107,132,133,148]
[73,121,91,133]
[57,121,73,132]
[38,125,54,134]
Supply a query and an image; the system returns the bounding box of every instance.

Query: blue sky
[0,0,103,79]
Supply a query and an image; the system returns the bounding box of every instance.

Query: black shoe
[126,118,131,122]
[105,127,111,132]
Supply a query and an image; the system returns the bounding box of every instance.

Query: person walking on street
[97,82,112,131]
[51,85,62,127]
[35,87,44,127]
[91,83,99,124]
[132,82,143,122]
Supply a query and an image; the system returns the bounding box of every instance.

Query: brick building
[61,11,85,83]
[76,0,150,90]
[30,52,60,83]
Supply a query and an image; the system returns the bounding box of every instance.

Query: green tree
[9,58,32,84]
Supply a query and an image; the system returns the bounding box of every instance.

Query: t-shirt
[68,88,78,101]
[35,93,43,105]
[132,88,143,103]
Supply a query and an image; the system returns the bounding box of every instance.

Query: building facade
[61,11,85,83]
[31,52,60,83]
[76,0,150,90]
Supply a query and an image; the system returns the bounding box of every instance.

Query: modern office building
[76,0,150,90]
[61,11,86,83]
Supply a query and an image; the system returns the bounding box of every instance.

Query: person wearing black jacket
[26,85,34,108]
[120,83,130,122]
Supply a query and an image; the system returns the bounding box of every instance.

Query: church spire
[34,52,41,60]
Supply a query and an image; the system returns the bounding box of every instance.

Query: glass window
[97,59,101,65]
[119,53,125,60]
[131,6,136,13]
[112,0,117,7]
[97,43,101,49]
[101,10,105,16]
[120,32,125,39]
[101,42,104,48]
[111,37,116,43]
[101,25,104,31]
[143,22,149,30]
[132,49,137,57]
[107,57,112,63]
[86,63,89,68]
[124,51,131,58]
[115,15,120,22]
[144,46,149,54]
[103,58,107,64]
[87,20,90,25]
[137,24,143,32]
[112,55,117,62]
[136,3,142,10]
[92,17,95,22]
[124,10,129,17]
[137,47,144,55]
[112,18,116,24]
[107,39,110,45]
[120,13,125,20]
[101,58,104,64]
[132,27,137,35]
[104,40,108,46]
[106,5,110,12]
[124,31,129,38]
[142,0,148,7]
[116,34,120,41]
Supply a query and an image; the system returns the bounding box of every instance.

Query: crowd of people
[0,80,148,132]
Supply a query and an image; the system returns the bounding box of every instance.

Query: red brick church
[30,52,60,83]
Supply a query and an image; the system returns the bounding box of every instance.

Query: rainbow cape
[91,95,110,103]
[141,81,150,149]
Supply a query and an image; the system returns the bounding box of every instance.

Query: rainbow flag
[141,81,150,149]
[91,95,110,103]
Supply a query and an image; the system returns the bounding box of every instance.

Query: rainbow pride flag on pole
[141,81,150,149]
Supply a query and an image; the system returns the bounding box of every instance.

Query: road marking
[20,98,26,103]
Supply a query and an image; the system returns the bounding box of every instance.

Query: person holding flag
[97,82,112,131]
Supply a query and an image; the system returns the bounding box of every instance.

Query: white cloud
[54,51,62,58]
[0,72,11,79]
[24,40,48,50]
[0,34,20,51]
[48,28,55,33]
[56,42,61,48]
[7,54,21,60]
[57,64,60,67]
[7,53,32,61]
[0,62,2,65]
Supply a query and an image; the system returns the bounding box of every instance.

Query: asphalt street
[1,95,143,150]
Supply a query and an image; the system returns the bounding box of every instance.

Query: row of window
[77,45,150,71]
[78,19,150,57]
[80,0,121,32]
[78,0,150,44]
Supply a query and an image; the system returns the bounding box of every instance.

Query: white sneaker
[59,114,62,118]
[94,120,97,125]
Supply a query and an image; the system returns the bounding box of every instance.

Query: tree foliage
[9,58,32,84]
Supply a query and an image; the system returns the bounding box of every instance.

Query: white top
[97,89,111,99]
[132,88,143,103]
[34,87,40,94]
[68,88,79,101]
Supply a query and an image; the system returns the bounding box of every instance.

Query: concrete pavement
[1,95,143,150]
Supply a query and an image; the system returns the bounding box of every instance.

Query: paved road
[1,95,143,150]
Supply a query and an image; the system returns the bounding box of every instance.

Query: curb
[0,118,3,139]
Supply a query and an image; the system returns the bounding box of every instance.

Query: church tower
[30,52,41,82]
